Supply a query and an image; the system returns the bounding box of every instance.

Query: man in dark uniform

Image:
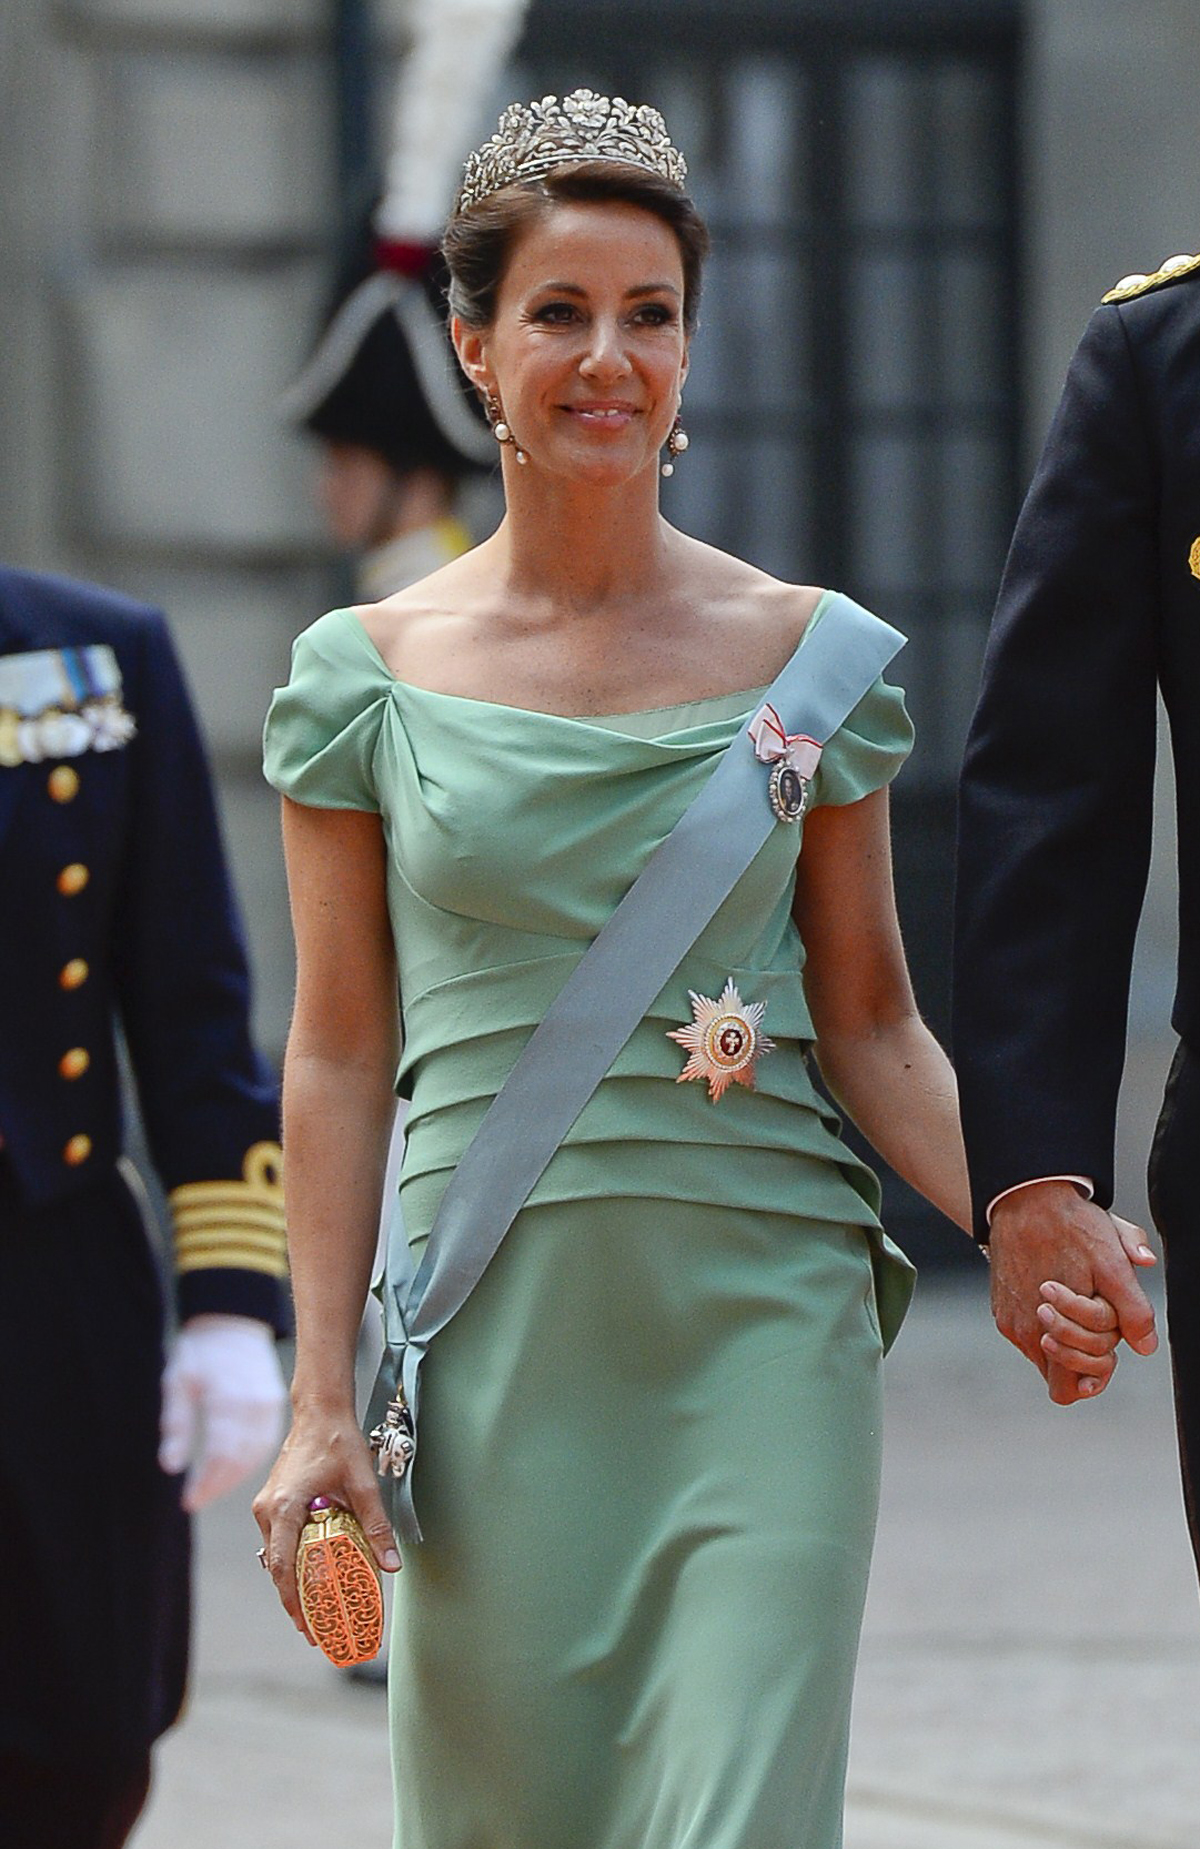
[954,251,1200,1574]
[0,566,290,1844]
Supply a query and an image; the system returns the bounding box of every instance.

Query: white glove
[159,1313,287,1512]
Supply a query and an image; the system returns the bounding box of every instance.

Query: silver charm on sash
[368,1390,416,1480]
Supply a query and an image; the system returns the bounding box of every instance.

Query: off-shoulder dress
[264,591,916,1849]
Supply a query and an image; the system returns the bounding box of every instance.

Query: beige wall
[1,0,349,1055]
[0,2,438,1059]
[1025,0,1200,434]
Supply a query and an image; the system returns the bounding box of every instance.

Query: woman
[256,92,1121,1849]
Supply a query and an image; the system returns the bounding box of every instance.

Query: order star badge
[667,979,775,1101]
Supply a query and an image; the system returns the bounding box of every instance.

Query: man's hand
[988,1181,1158,1405]
[159,1313,287,1511]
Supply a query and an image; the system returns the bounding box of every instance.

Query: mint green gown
[264,594,916,1849]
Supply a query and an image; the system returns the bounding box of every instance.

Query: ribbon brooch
[747,702,822,823]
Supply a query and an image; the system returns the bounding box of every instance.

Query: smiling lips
[566,403,639,426]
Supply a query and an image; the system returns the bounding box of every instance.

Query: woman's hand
[252,1408,402,1638]
[1036,1215,1159,1396]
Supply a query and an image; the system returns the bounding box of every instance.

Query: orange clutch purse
[296,1498,385,1668]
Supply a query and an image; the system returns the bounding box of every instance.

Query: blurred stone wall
[0,0,415,1056]
[1025,0,1200,433]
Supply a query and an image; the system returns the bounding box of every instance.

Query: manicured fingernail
[383,1548,402,1571]
[1080,1377,1099,1395]
[1138,1245,1155,1259]
[1037,1304,1054,1325]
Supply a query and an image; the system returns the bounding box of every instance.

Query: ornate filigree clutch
[296,1498,385,1669]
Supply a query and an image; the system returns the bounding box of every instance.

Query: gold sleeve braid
[169,1140,288,1279]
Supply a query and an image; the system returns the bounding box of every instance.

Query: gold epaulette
[1102,251,1200,304]
[169,1140,287,1279]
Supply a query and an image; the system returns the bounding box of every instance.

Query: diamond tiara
[453,89,688,217]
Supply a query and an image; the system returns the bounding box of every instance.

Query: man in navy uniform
[954,252,1200,1574]
[0,566,290,1844]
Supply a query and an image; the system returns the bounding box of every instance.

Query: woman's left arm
[793,788,972,1234]
[795,788,1126,1384]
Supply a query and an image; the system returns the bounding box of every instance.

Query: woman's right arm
[253,797,402,1632]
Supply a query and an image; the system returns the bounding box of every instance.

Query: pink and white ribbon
[747,702,823,780]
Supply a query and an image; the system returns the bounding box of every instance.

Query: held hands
[252,1409,401,1640]
[159,1313,287,1511]
[988,1182,1158,1406]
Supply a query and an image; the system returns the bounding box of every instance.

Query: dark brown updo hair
[442,162,710,333]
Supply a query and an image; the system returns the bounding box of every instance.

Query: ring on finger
[256,1546,270,1571]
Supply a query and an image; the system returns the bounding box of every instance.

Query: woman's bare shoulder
[755,573,828,648]
[673,533,828,654]
[351,549,484,678]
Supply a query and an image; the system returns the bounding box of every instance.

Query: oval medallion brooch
[667,979,775,1100]
[767,760,810,824]
[748,701,822,824]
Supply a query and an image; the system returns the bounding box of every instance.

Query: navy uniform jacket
[954,254,1200,1238]
[0,566,289,1329]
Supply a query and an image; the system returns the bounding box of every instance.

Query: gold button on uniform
[63,1134,92,1167]
[48,765,80,803]
[59,958,89,991]
[57,863,90,896]
[59,1047,90,1080]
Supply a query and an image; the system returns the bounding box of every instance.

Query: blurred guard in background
[283,237,494,601]
[0,566,290,1847]
[282,0,532,601]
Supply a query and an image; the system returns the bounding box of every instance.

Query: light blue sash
[366,593,904,1542]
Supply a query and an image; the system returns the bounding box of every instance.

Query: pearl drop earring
[661,414,690,478]
[486,391,528,465]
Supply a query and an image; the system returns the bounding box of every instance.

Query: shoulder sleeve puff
[811,674,914,808]
[263,609,389,811]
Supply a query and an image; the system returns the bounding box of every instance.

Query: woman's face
[458,199,690,488]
